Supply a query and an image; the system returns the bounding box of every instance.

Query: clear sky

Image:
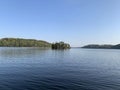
[0,0,120,47]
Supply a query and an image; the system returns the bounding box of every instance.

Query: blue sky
[0,0,120,46]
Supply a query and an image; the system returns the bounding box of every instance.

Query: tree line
[0,38,71,49]
[0,38,51,47]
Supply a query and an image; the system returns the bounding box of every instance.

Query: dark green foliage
[0,38,51,47]
[52,42,70,49]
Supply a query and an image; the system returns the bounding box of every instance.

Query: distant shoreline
[82,44,120,49]
[0,38,71,49]
[0,38,120,49]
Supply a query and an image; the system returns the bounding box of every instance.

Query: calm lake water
[0,47,120,90]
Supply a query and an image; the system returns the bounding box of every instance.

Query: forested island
[52,42,70,49]
[0,38,71,49]
[82,44,120,49]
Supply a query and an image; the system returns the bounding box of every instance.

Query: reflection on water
[0,47,49,57]
[0,47,120,90]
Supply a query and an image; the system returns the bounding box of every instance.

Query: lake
[0,47,120,90]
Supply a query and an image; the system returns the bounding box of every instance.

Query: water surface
[0,47,120,90]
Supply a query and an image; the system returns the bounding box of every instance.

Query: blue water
[0,47,120,90]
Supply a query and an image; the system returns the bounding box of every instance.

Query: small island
[52,42,70,49]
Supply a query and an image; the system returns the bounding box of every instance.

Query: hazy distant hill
[82,44,120,49]
[0,38,51,47]
[112,44,120,49]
